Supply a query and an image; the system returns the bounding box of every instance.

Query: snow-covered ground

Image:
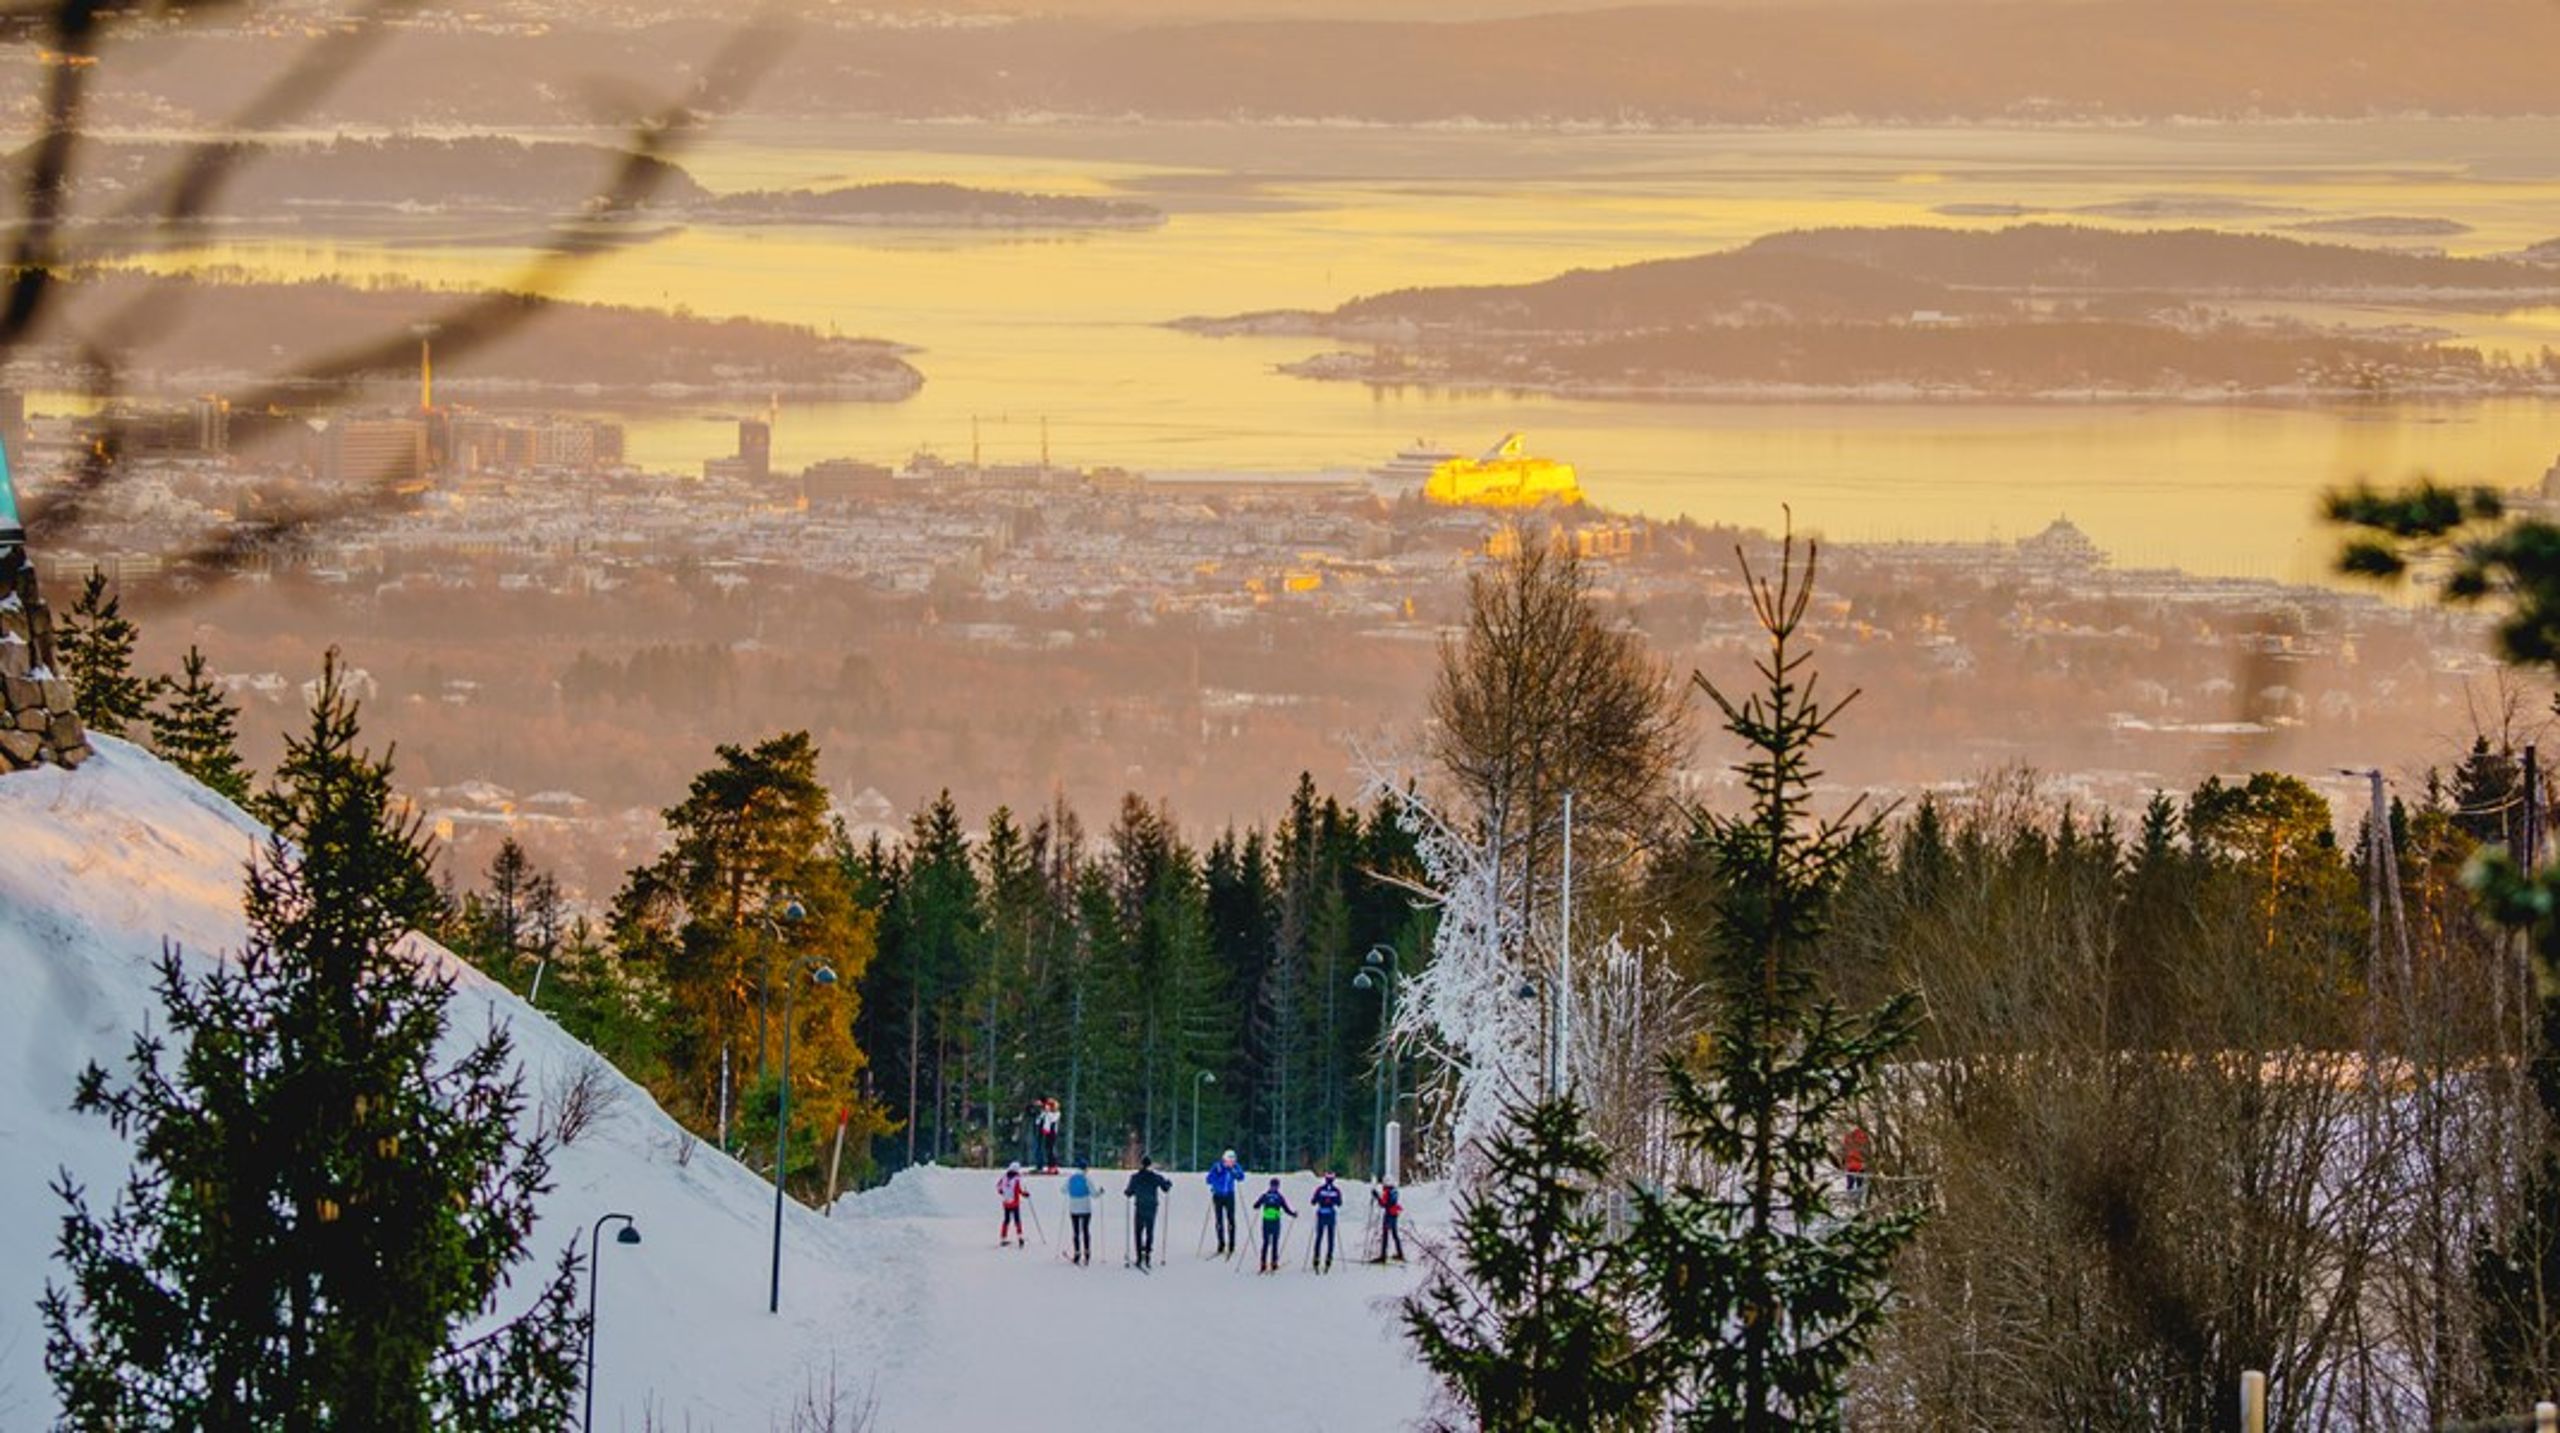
[0,739,1439,1429]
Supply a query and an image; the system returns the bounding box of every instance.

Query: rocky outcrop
[0,565,90,774]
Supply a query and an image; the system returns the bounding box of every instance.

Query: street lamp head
[1354,971,1377,991]
[1366,944,1393,968]
[1516,979,1539,1001]
[615,1223,643,1246]
[1203,1071,1217,1085]
[808,964,838,987]
[782,899,806,922]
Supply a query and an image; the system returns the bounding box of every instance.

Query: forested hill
[1196,226,2560,336]
[11,138,1160,229]
[1744,226,2560,297]
[22,272,922,398]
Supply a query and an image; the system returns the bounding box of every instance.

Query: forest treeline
[445,757,1433,1186]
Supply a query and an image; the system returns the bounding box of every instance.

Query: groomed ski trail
[837,1165,1439,1428]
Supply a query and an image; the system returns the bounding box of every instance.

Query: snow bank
[0,739,1441,1429]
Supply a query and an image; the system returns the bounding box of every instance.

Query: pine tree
[645,732,888,1176]
[1401,1093,1658,1433]
[41,652,583,1431]
[56,567,157,736]
[1623,533,1921,1432]
[481,836,533,965]
[147,644,251,802]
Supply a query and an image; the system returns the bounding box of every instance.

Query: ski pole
[1196,1197,1214,1258]
[1123,1198,1134,1267]
[1025,1192,1048,1246]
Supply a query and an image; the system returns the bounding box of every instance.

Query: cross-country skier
[997,1162,1030,1247]
[1040,1098,1063,1172]
[1373,1179,1405,1263]
[1309,1172,1344,1271]
[1252,1177,1299,1272]
[1205,1149,1249,1256]
[1124,1155,1173,1269]
[1063,1160,1097,1264]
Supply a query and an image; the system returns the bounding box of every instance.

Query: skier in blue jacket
[1063,1162,1098,1265]
[1309,1172,1345,1271]
[1205,1150,1249,1256]
[1252,1177,1298,1272]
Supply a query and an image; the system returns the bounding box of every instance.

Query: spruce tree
[147,644,252,802]
[1401,1093,1658,1433]
[41,652,583,1431]
[1623,532,1921,1431]
[56,567,157,736]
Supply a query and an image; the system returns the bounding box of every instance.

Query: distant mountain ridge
[21,0,2560,126]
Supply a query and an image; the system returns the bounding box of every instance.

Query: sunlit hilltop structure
[1415,433,1583,509]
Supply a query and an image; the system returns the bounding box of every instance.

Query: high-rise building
[192,396,229,456]
[738,418,772,481]
[321,418,429,492]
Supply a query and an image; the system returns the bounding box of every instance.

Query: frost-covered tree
[1372,771,1541,1166]
[1622,532,1920,1431]
[42,652,584,1431]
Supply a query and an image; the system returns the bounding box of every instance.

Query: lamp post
[771,956,837,1314]
[1354,943,1399,1179]
[582,1212,642,1433]
[1191,1070,1216,1171]
[756,898,806,1084]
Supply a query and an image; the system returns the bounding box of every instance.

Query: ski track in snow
[0,739,1441,1430]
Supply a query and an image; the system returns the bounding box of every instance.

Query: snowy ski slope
[0,738,1439,1429]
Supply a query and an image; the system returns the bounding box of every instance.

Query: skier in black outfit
[1309,1172,1345,1271]
[1124,1155,1173,1269]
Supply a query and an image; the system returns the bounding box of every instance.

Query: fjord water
[128,117,2560,580]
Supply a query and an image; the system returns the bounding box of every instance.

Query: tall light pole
[1191,1070,1216,1171]
[583,1212,642,1433]
[1355,943,1399,1178]
[756,898,805,1084]
[771,957,837,1313]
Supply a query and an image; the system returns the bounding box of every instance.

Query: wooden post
[823,1108,851,1216]
[2238,1370,2266,1433]
[2536,1399,2555,1433]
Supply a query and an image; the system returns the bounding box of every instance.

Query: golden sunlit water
[102,117,2560,579]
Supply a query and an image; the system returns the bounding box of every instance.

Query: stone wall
[0,562,91,773]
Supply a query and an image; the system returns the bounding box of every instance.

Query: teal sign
[0,428,17,535]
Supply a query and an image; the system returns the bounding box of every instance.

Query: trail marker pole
[2239,1370,2266,1433]
[823,1109,849,1216]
